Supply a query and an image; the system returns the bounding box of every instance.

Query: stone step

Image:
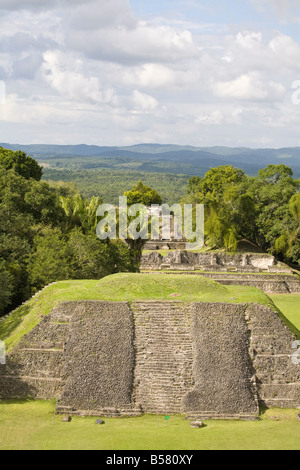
[56,406,143,417]
[260,398,300,408]
[185,413,259,421]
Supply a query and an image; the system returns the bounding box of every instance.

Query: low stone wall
[196,273,300,294]
[0,301,299,418]
[141,250,294,275]
[141,251,300,293]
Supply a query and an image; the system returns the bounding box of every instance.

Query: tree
[123,181,163,269]
[199,165,246,201]
[273,193,300,264]
[258,164,293,183]
[183,166,247,251]
[124,180,162,206]
[0,147,43,181]
[59,194,101,233]
[67,228,113,279]
[0,261,13,316]
[27,227,71,293]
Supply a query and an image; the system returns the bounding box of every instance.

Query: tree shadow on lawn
[0,305,31,342]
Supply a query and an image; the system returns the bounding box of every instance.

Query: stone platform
[1,301,299,418]
[141,251,300,293]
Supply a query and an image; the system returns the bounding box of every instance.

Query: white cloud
[68,0,136,31]
[0,1,300,147]
[66,22,196,64]
[122,63,194,90]
[0,0,96,11]
[42,50,116,105]
[195,110,223,125]
[213,72,286,101]
[131,90,159,112]
[235,31,262,49]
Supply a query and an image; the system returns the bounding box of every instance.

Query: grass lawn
[0,273,277,353]
[0,399,299,450]
[269,294,300,331]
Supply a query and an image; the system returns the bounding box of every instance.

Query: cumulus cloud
[0,0,300,147]
[122,63,195,90]
[12,53,43,79]
[42,50,116,105]
[68,0,136,30]
[131,90,159,112]
[0,0,96,11]
[0,0,55,10]
[195,110,223,126]
[213,72,286,101]
[66,23,196,65]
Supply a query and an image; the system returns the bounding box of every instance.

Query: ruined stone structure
[141,251,300,294]
[143,206,187,251]
[0,300,299,419]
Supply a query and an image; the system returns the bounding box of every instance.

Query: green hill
[0,273,278,353]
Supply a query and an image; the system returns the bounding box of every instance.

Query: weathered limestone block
[182,303,259,418]
[246,303,300,408]
[141,251,163,268]
[58,301,135,412]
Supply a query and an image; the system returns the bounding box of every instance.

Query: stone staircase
[131,301,194,414]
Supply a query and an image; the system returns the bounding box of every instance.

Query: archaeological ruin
[0,292,299,419]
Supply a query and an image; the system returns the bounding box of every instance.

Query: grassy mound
[0,273,282,353]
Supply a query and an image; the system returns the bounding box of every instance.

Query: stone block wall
[58,302,136,414]
[183,303,259,419]
[0,300,299,419]
[141,250,295,275]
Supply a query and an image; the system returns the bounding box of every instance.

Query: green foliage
[43,168,188,205]
[123,182,163,269]
[289,193,300,223]
[27,227,71,293]
[0,148,137,315]
[0,147,42,181]
[0,261,13,316]
[59,194,101,233]
[199,165,246,200]
[258,164,294,183]
[67,228,114,279]
[124,180,163,206]
[185,163,300,262]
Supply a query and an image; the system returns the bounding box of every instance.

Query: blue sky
[131,0,300,36]
[0,0,299,148]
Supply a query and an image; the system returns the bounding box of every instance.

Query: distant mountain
[1,142,299,177]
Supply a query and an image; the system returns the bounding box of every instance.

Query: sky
[0,0,300,148]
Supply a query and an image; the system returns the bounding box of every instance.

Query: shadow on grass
[0,398,35,406]
[0,305,31,342]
